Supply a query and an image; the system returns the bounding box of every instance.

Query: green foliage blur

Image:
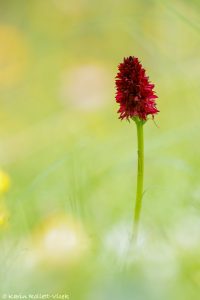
[0,0,200,299]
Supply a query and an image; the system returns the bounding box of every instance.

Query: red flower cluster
[115,56,159,121]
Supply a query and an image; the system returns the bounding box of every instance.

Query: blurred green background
[0,0,200,299]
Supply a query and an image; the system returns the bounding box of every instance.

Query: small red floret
[115,56,159,121]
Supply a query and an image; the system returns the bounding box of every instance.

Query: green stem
[133,119,144,242]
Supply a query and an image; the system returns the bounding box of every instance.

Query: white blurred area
[26,214,90,268]
[60,64,109,111]
[52,0,87,15]
[172,213,200,251]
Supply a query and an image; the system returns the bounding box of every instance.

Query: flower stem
[133,119,144,242]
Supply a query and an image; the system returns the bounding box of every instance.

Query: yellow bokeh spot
[0,25,29,88]
[0,205,9,227]
[0,212,7,226]
[0,170,10,194]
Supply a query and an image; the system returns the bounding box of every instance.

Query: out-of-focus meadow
[0,0,200,299]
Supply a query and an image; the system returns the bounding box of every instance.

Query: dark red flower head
[115,56,159,121]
